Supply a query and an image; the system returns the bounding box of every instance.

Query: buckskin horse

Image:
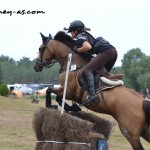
[34,31,150,150]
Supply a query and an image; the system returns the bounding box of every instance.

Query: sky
[0,0,150,66]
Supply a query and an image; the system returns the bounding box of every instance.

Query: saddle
[77,70,124,92]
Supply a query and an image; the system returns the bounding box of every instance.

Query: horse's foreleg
[46,86,63,108]
[46,86,81,112]
[46,87,52,108]
[50,86,64,96]
[56,96,78,112]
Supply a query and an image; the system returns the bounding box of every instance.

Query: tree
[0,83,9,96]
[0,65,3,84]
[137,56,150,93]
[17,57,32,65]
[121,48,149,91]
[0,55,15,63]
[111,66,124,75]
[0,55,60,84]
[122,48,145,75]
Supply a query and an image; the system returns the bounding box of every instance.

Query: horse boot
[84,71,99,106]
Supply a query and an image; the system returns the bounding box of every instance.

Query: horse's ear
[49,34,52,40]
[40,32,47,44]
[40,32,45,39]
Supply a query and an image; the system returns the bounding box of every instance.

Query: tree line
[0,48,150,97]
[0,55,60,84]
[112,48,150,97]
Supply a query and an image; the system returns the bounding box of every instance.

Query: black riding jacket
[75,32,115,55]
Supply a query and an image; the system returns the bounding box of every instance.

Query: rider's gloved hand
[73,46,78,53]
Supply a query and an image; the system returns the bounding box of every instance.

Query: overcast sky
[0,0,150,66]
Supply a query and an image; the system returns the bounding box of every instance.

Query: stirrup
[82,95,99,107]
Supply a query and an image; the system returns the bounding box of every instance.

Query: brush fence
[33,108,113,150]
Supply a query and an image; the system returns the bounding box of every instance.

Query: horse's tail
[143,100,150,127]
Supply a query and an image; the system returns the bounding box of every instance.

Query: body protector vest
[75,32,115,55]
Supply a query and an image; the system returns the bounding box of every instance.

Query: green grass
[0,96,150,150]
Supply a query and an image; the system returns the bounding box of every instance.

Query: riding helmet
[65,20,85,33]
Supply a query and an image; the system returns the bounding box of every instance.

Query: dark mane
[54,31,75,49]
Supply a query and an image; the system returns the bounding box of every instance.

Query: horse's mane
[54,31,93,61]
[54,31,75,49]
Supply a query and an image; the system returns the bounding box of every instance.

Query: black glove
[73,46,78,53]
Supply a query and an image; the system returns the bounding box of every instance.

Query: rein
[39,42,73,72]
[58,55,68,73]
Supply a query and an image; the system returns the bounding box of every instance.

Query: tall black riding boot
[84,71,99,106]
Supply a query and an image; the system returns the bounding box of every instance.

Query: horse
[34,31,150,150]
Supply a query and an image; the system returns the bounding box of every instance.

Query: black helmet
[64,20,85,33]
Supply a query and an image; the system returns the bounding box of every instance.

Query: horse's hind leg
[119,127,144,150]
[141,125,150,143]
[129,138,144,150]
[142,100,150,142]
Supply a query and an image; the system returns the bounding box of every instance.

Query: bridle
[36,44,58,68]
[36,32,73,72]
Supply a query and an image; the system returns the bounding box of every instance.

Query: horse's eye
[39,48,42,52]
[39,45,46,52]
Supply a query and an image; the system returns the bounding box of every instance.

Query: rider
[64,20,118,106]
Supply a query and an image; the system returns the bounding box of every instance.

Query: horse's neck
[71,52,88,67]
[52,40,88,72]
[51,40,69,60]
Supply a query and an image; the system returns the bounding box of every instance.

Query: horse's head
[34,31,88,73]
[34,33,57,72]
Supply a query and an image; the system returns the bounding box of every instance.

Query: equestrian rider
[64,20,118,106]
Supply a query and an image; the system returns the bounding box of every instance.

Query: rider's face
[71,31,77,38]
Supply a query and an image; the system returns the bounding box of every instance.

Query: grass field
[0,95,150,150]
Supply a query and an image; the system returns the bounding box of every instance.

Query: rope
[37,140,91,147]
